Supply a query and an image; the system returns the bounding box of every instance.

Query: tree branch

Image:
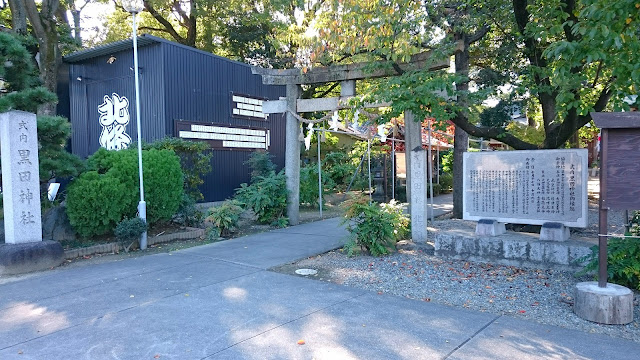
[467,25,490,45]
[143,0,185,43]
[450,114,538,150]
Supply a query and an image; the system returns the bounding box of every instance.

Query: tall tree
[303,0,639,215]
[10,0,61,114]
[7,0,27,34]
[102,0,306,67]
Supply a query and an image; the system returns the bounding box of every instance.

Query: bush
[145,137,212,201]
[67,148,183,237]
[207,200,243,237]
[244,150,276,181]
[37,115,85,184]
[322,151,357,190]
[114,217,147,252]
[577,212,640,289]
[235,171,288,224]
[173,193,205,227]
[439,173,453,192]
[341,196,410,256]
[66,171,130,237]
[96,148,184,223]
[577,238,640,290]
[299,163,335,206]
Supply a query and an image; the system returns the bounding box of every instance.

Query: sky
[79,1,116,44]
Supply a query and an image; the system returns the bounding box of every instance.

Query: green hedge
[67,148,184,237]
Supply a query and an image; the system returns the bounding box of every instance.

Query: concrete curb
[63,227,205,260]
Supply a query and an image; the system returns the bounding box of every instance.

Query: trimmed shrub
[67,148,183,237]
[114,217,147,252]
[66,171,129,237]
[145,137,212,201]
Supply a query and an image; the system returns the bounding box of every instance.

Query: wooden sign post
[571,111,639,325]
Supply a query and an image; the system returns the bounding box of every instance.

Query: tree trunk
[452,125,468,219]
[8,0,28,34]
[21,0,61,115]
[452,32,471,219]
[71,9,82,45]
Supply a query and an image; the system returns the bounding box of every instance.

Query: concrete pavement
[0,200,638,359]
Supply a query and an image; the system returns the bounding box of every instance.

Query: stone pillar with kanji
[0,111,63,275]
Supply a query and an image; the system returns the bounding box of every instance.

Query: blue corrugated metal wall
[68,43,166,158]
[66,38,286,202]
[161,42,286,201]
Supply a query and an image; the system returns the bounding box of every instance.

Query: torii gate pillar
[285,84,301,225]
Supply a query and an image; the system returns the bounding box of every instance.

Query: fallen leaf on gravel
[377,291,383,295]
[154,355,160,359]
[519,310,526,313]
[532,302,540,306]
[18,350,23,355]
[297,340,305,345]
[423,298,431,302]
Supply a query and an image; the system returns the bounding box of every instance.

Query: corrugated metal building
[59,35,286,202]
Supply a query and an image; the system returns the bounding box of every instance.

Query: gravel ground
[273,200,640,343]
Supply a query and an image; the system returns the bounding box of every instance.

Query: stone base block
[0,240,64,275]
[574,282,634,325]
[540,222,570,241]
[475,219,506,236]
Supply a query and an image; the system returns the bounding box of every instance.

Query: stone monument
[0,111,64,275]
[463,149,589,240]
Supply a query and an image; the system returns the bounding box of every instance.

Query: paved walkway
[1,200,639,359]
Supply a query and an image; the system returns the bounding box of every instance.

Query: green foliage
[37,115,85,183]
[67,148,183,237]
[310,0,640,149]
[341,196,410,256]
[480,101,512,128]
[440,150,453,174]
[506,122,546,146]
[577,211,640,289]
[0,32,56,113]
[322,151,357,191]
[271,217,289,228]
[439,173,453,192]
[173,194,205,227]
[206,200,243,237]
[145,137,212,201]
[299,163,335,206]
[244,150,276,181]
[114,217,148,252]
[91,148,184,224]
[235,171,288,224]
[577,238,640,290]
[66,171,130,237]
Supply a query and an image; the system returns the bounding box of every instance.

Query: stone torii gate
[252,49,453,241]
